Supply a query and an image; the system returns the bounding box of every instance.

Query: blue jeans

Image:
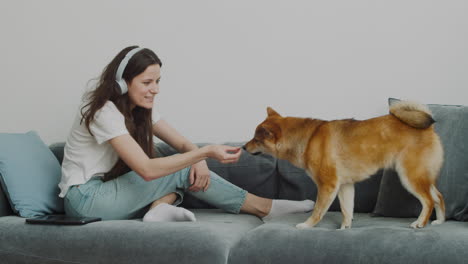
[64,167,247,220]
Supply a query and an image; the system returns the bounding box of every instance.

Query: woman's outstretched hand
[187,145,241,192]
[203,145,242,164]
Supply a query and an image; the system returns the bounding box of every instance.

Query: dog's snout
[242,143,262,156]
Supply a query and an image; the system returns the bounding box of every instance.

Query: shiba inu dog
[244,101,445,229]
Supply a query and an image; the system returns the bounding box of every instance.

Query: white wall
[1,0,467,145]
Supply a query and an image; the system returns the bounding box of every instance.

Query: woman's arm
[151,119,212,191]
[108,121,241,181]
[108,134,208,181]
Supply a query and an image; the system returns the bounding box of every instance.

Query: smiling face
[127,64,161,109]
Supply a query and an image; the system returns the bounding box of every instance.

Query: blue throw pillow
[373,98,468,221]
[0,131,64,217]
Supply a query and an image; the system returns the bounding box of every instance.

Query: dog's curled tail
[389,101,435,129]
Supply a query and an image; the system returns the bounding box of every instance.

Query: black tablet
[25,215,102,225]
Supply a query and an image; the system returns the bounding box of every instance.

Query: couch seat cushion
[229,212,468,264]
[0,209,263,264]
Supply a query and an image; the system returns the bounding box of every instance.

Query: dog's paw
[296,222,312,229]
[431,219,444,225]
[410,220,425,229]
[340,224,352,230]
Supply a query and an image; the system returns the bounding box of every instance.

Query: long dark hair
[80,46,162,181]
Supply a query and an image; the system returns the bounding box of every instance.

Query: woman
[59,46,314,222]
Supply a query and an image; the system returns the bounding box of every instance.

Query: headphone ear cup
[115,47,143,94]
[116,79,128,94]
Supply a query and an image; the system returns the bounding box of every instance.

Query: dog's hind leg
[396,164,435,228]
[296,174,339,229]
[338,183,355,229]
[430,185,446,225]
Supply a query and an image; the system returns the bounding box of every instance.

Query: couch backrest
[155,142,382,213]
[0,141,382,217]
[154,142,279,209]
[276,159,383,213]
[0,181,13,216]
[49,142,65,165]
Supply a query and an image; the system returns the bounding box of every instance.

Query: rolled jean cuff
[172,189,185,207]
[231,188,247,214]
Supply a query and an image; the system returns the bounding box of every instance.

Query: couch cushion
[277,159,383,213]
[0,131,64,218]
[374,98,468,220]
[229,212,468,264]
[0,209,263,264]
[155,142,278,209]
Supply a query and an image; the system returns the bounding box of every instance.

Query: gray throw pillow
[373,98,468,221]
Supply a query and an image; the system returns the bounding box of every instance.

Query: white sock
[262,199,315,221]
[143,203,196,222]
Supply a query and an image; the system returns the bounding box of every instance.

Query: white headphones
[115,47,144,94]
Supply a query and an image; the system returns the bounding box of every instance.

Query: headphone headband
[115,47,144,94]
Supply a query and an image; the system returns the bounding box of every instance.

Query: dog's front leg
[296,181,339,229]
[338,183,355,229]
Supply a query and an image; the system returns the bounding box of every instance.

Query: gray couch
[1,141,467,264]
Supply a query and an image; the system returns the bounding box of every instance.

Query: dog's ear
[267,107,281,117]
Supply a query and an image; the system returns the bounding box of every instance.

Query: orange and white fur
[244,101,445,229]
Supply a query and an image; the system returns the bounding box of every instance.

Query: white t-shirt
[58,101,161,197]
